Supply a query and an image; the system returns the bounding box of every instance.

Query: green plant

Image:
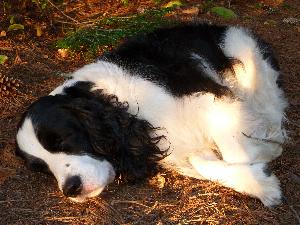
[281,3,291,9]
[7,15,24,32]
[210,6,237,19]
[255,2,264,9]
[163,0,183,8]
[0,55,8,65]
[202,0,214,12]
[32,0,48,10]
[56,8,176,57]
[121,0,129,7]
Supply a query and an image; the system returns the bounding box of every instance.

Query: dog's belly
[153,93,283,170]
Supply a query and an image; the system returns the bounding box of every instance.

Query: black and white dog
[16,24,288,207]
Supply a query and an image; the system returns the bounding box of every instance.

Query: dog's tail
[221,27,288,140]
[221,27,283,100]
[189,156,282,207]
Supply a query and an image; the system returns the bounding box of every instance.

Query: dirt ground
[0,0,299,224]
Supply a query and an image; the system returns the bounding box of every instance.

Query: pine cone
[0,75,21,98]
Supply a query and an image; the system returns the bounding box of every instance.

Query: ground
[0,0,299,224]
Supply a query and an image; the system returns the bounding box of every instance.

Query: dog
[16,24,288,207]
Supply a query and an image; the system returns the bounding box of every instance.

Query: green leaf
[0,55,8,64]
[8,24,24,31]
[9,15,14,24]
[153,0,163,4]
[121,0,129,6]
[210,6,237,19]
[163,0,183,8]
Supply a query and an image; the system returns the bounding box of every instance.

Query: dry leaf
[0,31,6,37]
[149,173,166,189]
[182,7,199,15]
[36,25,43,37]
[58,49,69,58]
[14,53,22,64]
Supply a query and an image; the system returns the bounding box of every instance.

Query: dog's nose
[62,175,83,197]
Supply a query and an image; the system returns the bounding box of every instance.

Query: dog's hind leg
[189,156,282,207]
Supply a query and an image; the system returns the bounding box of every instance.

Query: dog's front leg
[189,156,282,207]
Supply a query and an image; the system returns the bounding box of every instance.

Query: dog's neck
[51,61,176,127]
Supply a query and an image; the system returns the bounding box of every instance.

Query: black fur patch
[27,94,93,155]
[263,165,272,177]
[15,146,51,174]
[255,36,283,88]
[101,24,233,97]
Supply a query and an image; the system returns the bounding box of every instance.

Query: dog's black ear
[109,112,169,182]
[63,81,95,99]
[64,89,169,182]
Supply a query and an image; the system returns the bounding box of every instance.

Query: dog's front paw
[253,165,282,207]
[258,174,282,207]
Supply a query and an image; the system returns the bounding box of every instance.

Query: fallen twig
[111,200,152,208]
[242,132,283,145]
[283,196,300,225]
[46,0,80,24]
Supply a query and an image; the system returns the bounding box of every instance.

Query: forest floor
[0,0,299,224]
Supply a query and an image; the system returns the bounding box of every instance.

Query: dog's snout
[63,175,83,197]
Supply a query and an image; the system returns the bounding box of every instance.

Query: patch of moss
[56,8,176,57]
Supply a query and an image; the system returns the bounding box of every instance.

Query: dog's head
[16,81,167,202]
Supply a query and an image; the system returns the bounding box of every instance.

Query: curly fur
[16,24,288,206]
[63,83,169,181]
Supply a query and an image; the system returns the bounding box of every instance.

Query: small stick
[282,196,300,224]
[241,132,283,145]
[46,0,80,24]
[111,200,152,208]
